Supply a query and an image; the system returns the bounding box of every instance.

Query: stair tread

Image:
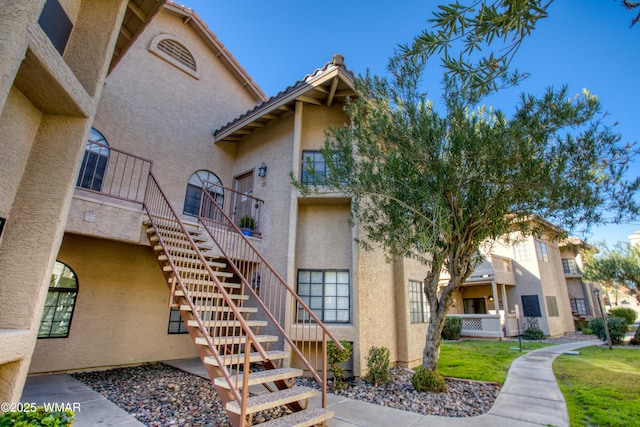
[255,408,334,427]
[174,290,248,300]
[181,304,257,313]
[226,385,318,415]
[213,367,302,389]
[163,266,234,277]
[144,221,203,234]
[169,278,241,288]
[187,319,267,328]
[204,350,289,367]
[158,254,225,267]
[148,233,207,243]
[195,334,278,346]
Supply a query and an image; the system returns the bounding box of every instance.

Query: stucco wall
[0,88,42,220]
[394,257,431,369]
[92,7,259,217]
[30,234,197,373]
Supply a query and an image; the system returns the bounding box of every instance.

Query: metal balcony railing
[198,188,344,408]
[202,181,264,237]
[75,141,152,204]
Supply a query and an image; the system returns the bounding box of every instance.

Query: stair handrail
[197,188,345,397]
[143,172,265,413]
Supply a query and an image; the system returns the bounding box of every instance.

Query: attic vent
[157,38,196,71]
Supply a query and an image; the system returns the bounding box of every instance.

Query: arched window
[76,128,109,192]
[149,34,200,79]
[38,261,78,338]
[183,170,224,217]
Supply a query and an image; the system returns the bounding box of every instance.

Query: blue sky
[176,0,640,246]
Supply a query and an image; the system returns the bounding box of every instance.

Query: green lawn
[554,346,640,427]
[436,340,550,384]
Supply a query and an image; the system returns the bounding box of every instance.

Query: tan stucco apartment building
[1,2,584,414]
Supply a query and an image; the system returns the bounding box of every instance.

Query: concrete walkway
[21,340,601,427]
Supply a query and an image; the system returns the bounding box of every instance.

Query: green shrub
[589,316,628,345]
[609,307,637,325]
[630,328,640,346]
[327,340,352,391]
[0,407,74,427]
[574,319,589,331]
[411,368,447,393]
[441,316,462,340]
[239,215,255,229]
[522,326,545,340]
[364,346,390,387]
[582,327,593,335]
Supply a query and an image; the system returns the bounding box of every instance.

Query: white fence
[451,314,503,338]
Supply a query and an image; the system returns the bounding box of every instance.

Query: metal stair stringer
[143,173,331,427]
[197,186,346,423]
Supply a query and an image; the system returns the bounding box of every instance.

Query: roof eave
[160,2,267,102]
[213,65,354,143]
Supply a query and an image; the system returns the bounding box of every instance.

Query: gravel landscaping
[73,362,500,426]
[72,333,602,426]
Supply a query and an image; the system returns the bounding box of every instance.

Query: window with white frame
[297,270,350,323]
[38,261,78,338]
[535,240,549,262]
[409,280,428,323]
[513,241,532,261]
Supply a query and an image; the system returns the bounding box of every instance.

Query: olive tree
[296,0,639,373]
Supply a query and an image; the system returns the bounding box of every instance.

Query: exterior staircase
[143,172,339,427]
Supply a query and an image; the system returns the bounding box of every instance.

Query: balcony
[67,143,265,242]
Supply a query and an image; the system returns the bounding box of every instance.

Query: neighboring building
[0,0,164,404]
[630,230,640,247]
[559,237,602,319]
[444,225,579,338]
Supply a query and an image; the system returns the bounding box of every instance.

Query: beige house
[445,228,581,338]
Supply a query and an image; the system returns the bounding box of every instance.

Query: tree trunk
[422,313,447,370]
[421,245,475,371]
[421,270,463,370]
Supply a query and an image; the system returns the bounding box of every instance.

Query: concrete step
[226,386,318,415]
[204,350,288,367]
[174,289,248,300]
[187,319,267,328]
[163,265,233,278]
[213,367,301,390]
[158,254,225,268]
[194,334,278,347]
[181,304,257,314]
[256,408,334,427]
[144,220,202,235]
[169,277,241,289]
[155,242,215,252]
